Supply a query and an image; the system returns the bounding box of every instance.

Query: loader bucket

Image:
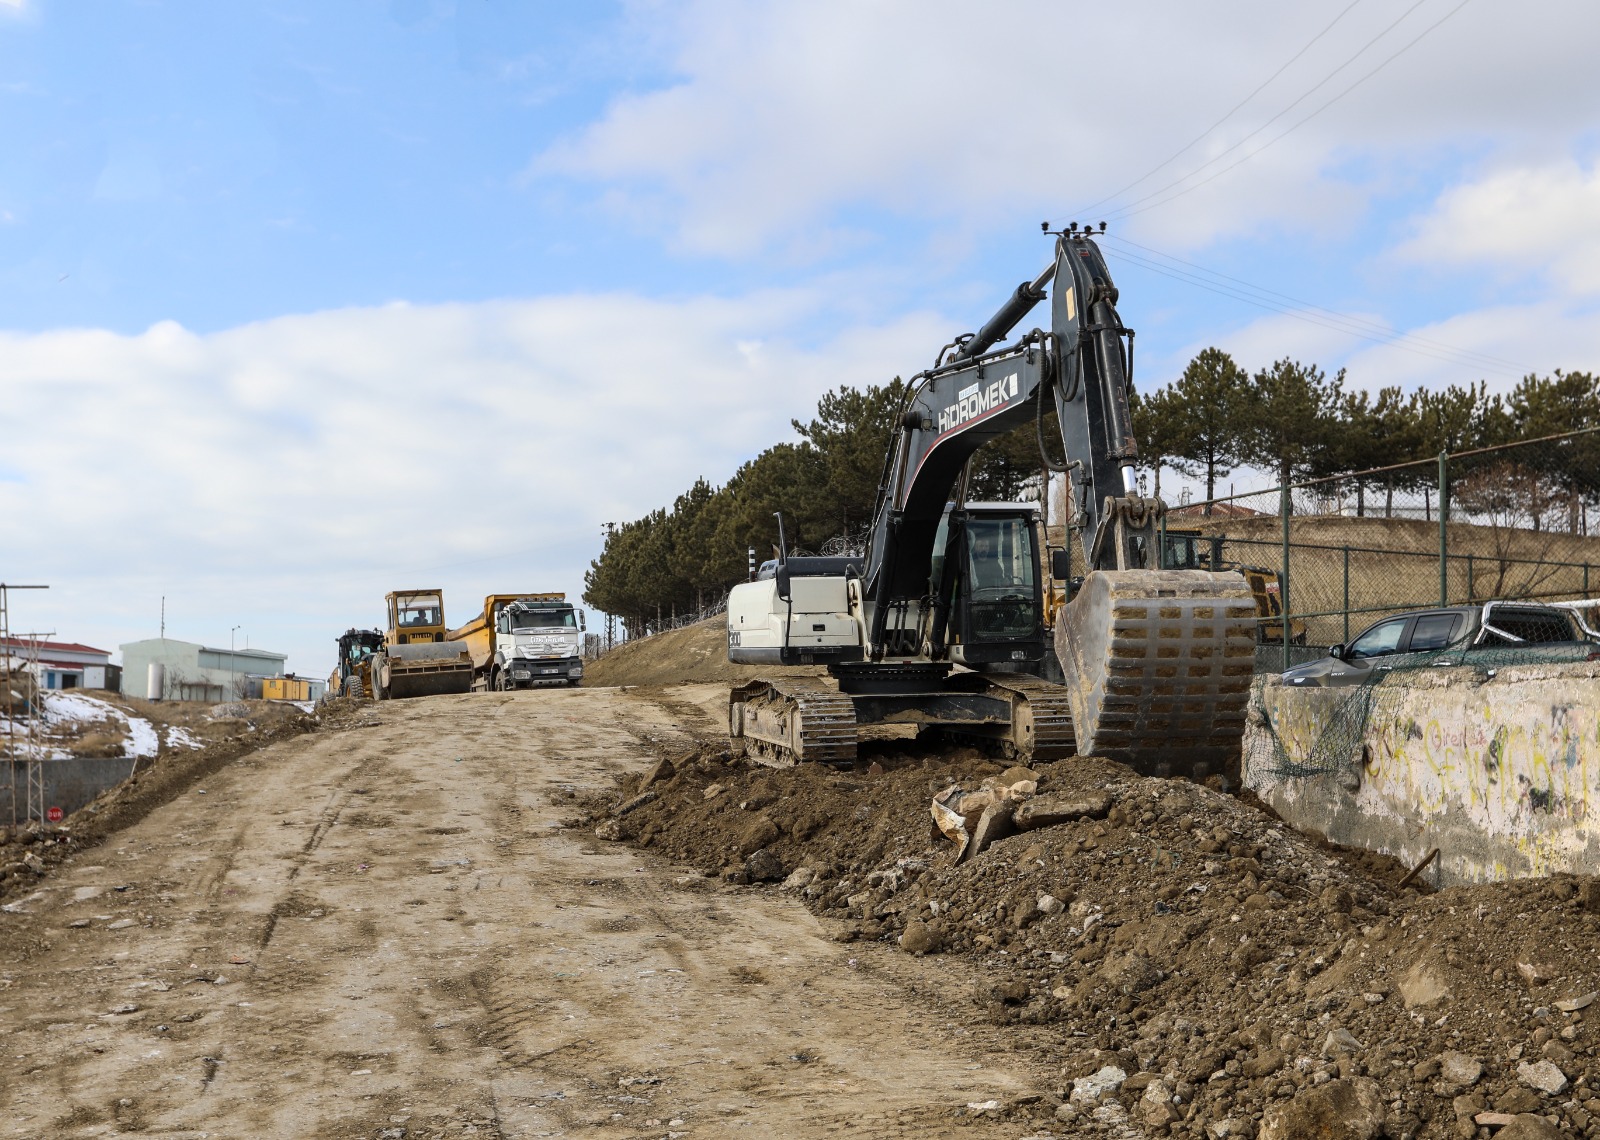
[381,642,475,699]
[1054,569,1256,777]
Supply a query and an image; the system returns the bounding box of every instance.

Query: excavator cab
[934,505,1046,670]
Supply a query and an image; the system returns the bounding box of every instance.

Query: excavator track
[729,679,858,768]
[939,672,1076,763]
[1057,568,1257,777]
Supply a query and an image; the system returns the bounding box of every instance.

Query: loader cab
[934,504,1047,670]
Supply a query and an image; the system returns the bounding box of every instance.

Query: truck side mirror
[579,612,586,631]
[775,565,792,601]
[1050,549,1071,580]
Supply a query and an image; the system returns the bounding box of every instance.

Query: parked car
[1281,601,1598,687]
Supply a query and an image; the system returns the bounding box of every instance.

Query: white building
[0,638,116,690]
[119,638,288,702]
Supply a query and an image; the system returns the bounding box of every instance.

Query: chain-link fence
[1158,427,1600,674]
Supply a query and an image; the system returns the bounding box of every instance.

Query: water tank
[146,662,166,702]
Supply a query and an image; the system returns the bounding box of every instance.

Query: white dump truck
[448,593,586,691]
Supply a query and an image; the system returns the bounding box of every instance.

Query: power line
[1072,0,1369,218]
[1103,236,1533,378]
[1104,233,1531,375]
[1105,0,1472,222]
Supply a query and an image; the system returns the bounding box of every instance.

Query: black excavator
[725,230,1256,777]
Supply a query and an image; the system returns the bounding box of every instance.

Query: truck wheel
[493,668,506,692]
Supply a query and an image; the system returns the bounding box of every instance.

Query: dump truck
[448,593,586,691]
[369,589,475,700]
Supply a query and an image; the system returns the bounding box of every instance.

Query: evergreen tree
[1241,358,1344,490]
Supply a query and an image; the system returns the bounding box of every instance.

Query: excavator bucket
[378,642,475,699]
[1054,569,1257,777]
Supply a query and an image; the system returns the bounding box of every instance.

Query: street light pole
[230,625,241,702]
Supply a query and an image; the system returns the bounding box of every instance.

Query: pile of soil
[595,745,1600,1139]
[584,618,827,688]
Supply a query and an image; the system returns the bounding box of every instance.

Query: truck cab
[493,597,585,689]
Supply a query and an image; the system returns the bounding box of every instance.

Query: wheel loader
[368,589,475,700]
[329,627,384,699]
[726,229,1256,777]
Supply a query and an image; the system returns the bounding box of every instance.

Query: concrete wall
[1,756,145,821]
[1243,663,1600,886]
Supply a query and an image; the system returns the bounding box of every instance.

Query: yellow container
[263,677,310,701]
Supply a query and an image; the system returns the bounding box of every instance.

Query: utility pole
[230,625,241,702]
[1,584,50,829]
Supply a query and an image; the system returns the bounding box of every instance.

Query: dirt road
[0,686,1042,1138]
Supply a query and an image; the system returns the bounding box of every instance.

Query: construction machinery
[1159,529,1306,645]
[329,628,384,699]
[448,593,586,690]
[369,589,475,700]
[726,231,1256,776]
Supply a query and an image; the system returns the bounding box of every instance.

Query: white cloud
[536,0,1600,257]
[0,293,947,677]
[1397,159,1600,295]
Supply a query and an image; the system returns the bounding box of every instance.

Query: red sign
[46,806,64,823]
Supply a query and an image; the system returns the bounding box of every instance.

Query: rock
[1014,792,1112,830]
[1008,779,1037,797]
[993,979,1029,1004]
[1070,1065,1126,1104]
[899,920,940,956]
[1554,990,1598,1012]
[1206,1120,1256,1140]
[1495,1116,1565,1140]
[736,814,782,856]
[961,801,1014,861]
[615,790,657,816]
[702,783,726,801]
[998,765,1038,786]
[106,918,136,930]
[1136,1080,1181,1127]
[593,820,621,841]
[780,867,815,891]
[1097,953,1162,995]
[1517,960,1557,986]
[1515,1059,1568,1095]
[1437,1051,1483,1088]
[1259,1078,1386,1140]
[1241,1049,1285,1079]
[1037,893,1064,916]
[1496,1087,1544,1114]
[744,848,785,882]
[1398,956,1452,1008]
[640,757,676,787]
[1540,1039,1574,1067]
[1453,1093,1486,1121]
[1320,1028,1363,1059]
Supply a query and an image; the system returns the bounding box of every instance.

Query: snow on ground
[27,691,160,760]
[166,726,203,750]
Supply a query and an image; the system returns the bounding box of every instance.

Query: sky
[3,0,1599,680]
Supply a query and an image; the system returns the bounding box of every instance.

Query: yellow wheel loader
[369,589,475,700]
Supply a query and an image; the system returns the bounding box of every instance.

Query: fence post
[1342,546,1350,646]
[1466,553,1474,603]
[1438,451,1449,607]
[1281,483,1291,674]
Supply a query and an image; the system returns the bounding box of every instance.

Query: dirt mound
[595,746,1600,1137]
[584,617,826,688]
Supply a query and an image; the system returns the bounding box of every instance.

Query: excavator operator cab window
[963,515,1038,639]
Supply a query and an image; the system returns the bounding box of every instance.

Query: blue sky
[3,0,1599,678]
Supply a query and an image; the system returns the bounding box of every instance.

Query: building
[0,638,118,691]
[119,638,288,702]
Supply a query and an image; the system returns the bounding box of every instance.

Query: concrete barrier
[0,756,146,822]
[1243,662,1600,886]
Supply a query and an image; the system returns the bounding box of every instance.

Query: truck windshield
[512,609,576,631]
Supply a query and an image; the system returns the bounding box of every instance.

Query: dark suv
[1281,602,1595,687]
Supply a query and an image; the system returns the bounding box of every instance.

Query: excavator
[726,230,1257,777]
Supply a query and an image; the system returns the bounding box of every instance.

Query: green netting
[1246,642,1600,780]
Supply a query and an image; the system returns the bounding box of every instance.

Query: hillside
[584,616,828,688]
